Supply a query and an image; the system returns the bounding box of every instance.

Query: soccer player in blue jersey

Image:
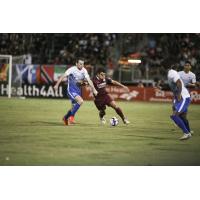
[54,58,98,125]
[168,64,192,140]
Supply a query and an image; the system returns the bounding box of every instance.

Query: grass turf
[0,97,200,166]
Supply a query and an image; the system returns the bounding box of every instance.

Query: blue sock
[180,116,191,132]
[170,115,189,134]
[71,103,81,116]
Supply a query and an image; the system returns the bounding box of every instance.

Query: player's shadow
[124,134,172,140]
[30,121,63,126]
[30,121,98,127]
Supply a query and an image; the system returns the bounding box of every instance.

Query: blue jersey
[64,66,90,101]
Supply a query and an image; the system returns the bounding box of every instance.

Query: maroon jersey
[93,76,112,98]
[93,76,113,110]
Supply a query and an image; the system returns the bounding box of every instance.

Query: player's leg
[170,113,189,134]
[179,112,191,133]
[99,109,106,124]
[170,97,191,140]
[171,102,178,128]
[69,100,76,124]
[69,95,83,116]
[109,100,130,124]
[94,99,106,124]
[63,88,83,125]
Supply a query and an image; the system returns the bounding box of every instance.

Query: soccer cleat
[69,116,76,124]
[190,130,194,135]
[100,117,106,124]
[62,117,69,125]
[123,119,130,124]
[179,133,192,140]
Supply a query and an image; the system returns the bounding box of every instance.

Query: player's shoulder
[178,71,184,75]
[67,66,76,71]
[168,69,179,77]
[189,71,196,77]
[82,67,88,73]
[71,66,77,70]
[93,76,98,82]
[81,67,86,71]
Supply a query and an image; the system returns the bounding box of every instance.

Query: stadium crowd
[0,33,117,66]
[0,33,200,80]
[140,33,200,79]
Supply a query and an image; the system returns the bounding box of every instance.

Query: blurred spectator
[106,57,115,78]
[23,53,32,64]
[0,33,200,81]
[53,56,61,65]
[137,81,144,88]
[137,34,200,80]
[155,79,165,90]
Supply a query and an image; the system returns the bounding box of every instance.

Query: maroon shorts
[94,94,113,110]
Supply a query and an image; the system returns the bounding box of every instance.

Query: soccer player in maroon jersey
[93,68,130,124]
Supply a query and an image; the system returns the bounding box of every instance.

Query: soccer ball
[110,117,119,126]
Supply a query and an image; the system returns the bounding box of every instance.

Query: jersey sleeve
[192,73,196,83]
[64,67,73,76]
[106,77,112,84]
[92,78,97,88]
[83,68,90,80]
[170,71,180,83]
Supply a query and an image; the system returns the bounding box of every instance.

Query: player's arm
[187,74,197,88]
[83,69,98,96]
[186,83,196,88]
[196,81,200,87]
[54,74,67,90]
[77,79,89,86]
[192,75,200,87]
[54,68,70,90]
[111,80,130,92]
[86,77,98,96]
[176,79,182,101]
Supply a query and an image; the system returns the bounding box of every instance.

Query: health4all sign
[0,83,65,98]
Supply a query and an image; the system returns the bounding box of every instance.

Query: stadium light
[128,59,141,64]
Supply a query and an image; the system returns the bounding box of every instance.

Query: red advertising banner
[82,86,145,101]
[145,88,173,103]
[82,86,200,104]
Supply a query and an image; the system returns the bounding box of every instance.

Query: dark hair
[96,67,106,75]
[171,63,179,70]
[185,60,191,65]
[75,57,84,63]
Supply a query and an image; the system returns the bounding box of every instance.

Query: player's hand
[54,85,58,91]
[93,89,98,96]
[84,81,89,85]
[123,86,130,93]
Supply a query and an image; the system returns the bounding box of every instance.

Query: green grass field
[0,97,200,166]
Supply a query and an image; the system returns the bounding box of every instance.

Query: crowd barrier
[1,83,200,104]
[82,86,200,104]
